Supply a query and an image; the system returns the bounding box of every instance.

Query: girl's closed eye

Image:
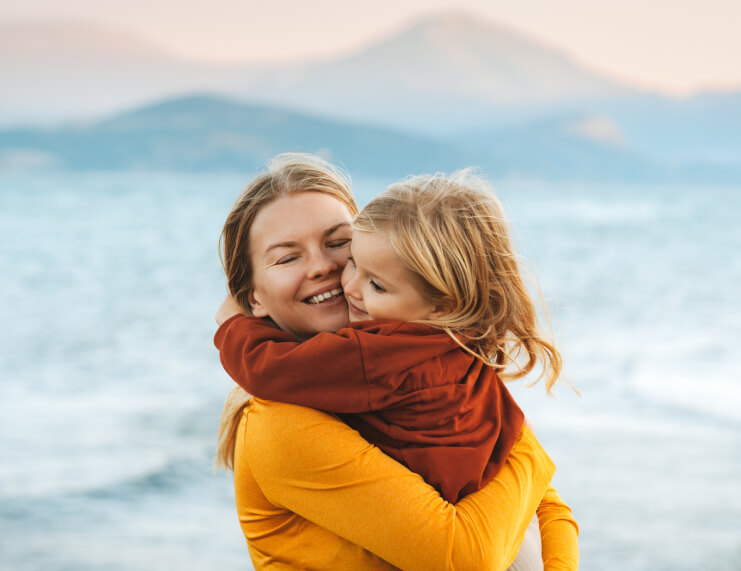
[369,279,386,293]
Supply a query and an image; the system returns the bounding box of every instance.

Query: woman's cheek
[340,263,354,289]
[267,265,304,305]
[335,248,352,270]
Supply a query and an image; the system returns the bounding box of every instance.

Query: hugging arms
[215,155,578,569]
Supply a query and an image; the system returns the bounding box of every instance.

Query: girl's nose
[341,263,360,299]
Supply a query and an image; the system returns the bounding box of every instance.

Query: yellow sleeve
[537,486,580,570]
[244,399,555,571]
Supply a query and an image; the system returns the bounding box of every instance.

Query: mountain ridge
[2,14,738,169]
[0,94,468,176]
[5,93,734,183]
[0,13,642,129]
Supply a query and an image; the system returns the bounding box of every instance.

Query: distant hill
[595,91,741,164]
[3,14,740,175]
[460,112,741,183]
[235,11,638,132]
[2,94,719,182]
[462,113,658,182]
[0,13,634,130]
[0,20,251,125]
[0,95,468,176]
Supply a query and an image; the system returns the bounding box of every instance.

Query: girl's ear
[247,290,269,318]
[426,301,454,320]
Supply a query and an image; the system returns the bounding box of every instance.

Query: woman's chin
[303,297,350,331]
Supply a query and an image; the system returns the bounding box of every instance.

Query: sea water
[0,171,739,570]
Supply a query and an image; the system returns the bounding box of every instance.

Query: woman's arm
[537,487,579,570]
[241,399,555,570]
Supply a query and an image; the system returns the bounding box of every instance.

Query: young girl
[215,170,577,568]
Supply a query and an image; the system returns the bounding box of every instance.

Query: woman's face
[248,192,353,340]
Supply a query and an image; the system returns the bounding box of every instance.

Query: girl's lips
[347,299,369,318]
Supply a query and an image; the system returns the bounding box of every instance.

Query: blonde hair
[215,153,358,470]
[353,170,562,391]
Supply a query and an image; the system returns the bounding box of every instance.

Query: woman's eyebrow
[263,241,296,256]
[324,222,351,236]
[263,223,350,256]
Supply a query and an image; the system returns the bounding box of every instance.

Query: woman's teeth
[306,287,343,304]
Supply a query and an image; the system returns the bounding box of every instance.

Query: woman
[214,154,578,570]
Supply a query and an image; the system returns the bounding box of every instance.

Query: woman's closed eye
[328,238,351,249]
[276,253,299,264]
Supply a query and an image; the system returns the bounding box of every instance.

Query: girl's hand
[216,294,244,326]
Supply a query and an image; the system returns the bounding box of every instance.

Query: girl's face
[248,192,353,340]
[341,230,443,323]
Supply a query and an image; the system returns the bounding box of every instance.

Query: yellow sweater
[233,398,578,570]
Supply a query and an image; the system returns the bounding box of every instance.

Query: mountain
[0,20,254,125]
[2,16,739,176]
[236,11,638,132]
[0,14,635,131]
[0,93,709,182]
[461,113,656,181]
[0,95,467,176]
[594,91,741,164]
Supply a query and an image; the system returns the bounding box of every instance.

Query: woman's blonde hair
[353,170,562,391]
[215,153,358,470]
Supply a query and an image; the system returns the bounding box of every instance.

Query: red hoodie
[215,315,525,503]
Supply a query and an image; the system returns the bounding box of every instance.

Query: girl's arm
[215,315,446,412]
[240,398,555,570]
[537,487,579,570]
[215,314,374,411]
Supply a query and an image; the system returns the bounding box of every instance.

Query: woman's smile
[247,192,354,340]
[304,285,344,305]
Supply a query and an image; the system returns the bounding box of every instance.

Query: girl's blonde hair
[215,153,358,470]
[353,170,562,391]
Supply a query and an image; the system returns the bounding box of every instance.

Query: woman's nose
[307,250,338,279]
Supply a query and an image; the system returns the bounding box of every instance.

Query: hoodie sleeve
[214,315,377,412]
[215,316,459,412]
[537,486,580,570]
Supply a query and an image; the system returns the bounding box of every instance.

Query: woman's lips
[304,292,347,309]
[303,285,343,305]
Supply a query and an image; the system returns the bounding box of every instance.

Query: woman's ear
[247,290,269,318]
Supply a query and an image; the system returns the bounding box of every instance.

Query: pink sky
[2,0,739,94]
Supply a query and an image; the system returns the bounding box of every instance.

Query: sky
[3,0,740,95]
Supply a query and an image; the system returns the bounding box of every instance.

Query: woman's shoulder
[245,397,340,422]
[239,399,377,480]
[242,398,359,444]
[513,425,556,473]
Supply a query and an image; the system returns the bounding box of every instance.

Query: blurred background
[1,1,739,569]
